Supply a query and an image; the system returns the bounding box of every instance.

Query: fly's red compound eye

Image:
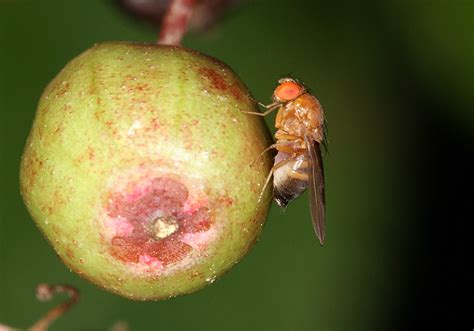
[274,81,303,101]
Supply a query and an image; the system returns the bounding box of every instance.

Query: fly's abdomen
[273,152,307,207]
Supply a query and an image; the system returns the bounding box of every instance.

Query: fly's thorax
[277,93,324,142]
[273,153,307,208]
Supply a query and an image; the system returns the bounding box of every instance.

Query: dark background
[0,0,472,330]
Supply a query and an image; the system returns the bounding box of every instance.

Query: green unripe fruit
[20,42,272,300]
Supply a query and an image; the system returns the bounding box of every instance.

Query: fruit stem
[29,284,79,331]
[158,0,197,45]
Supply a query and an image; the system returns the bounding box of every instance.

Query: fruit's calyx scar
[152,216,179,239]
[105,177,213,267]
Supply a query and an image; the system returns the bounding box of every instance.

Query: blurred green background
[0,1,472,330]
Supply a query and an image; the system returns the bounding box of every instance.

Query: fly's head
[272,77,306,103]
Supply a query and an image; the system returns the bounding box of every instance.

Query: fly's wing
[305,135,326,245]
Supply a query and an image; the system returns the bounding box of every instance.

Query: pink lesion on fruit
[104,177,215,270]
[139,254,164,269]
[104,217,134,237]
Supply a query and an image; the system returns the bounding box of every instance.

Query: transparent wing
[305,135,326,245]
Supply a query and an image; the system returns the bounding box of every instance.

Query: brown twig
[158,0,197,45]
[28,284,79,331]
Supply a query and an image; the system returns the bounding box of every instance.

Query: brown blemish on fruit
[87,146,96,161]
[21,150,44,190]
[54,125,63,136]
[50,189,66,213]
[121,74,152,95]
[149,118,162,131]
[35,122,44,140]
[104,120,119,137]
[105,177,214,267]
[63,104,72,113]
[54,81,70,97]
[218,196,233,207]
[40,204,54,216]
[189,271,205,281]
[134,83,151,92]
[94,109,103,119]
[73,146,98,166]
[66,247,75,260]
[87,65,100,97]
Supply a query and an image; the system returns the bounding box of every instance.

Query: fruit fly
[245,77,327,245]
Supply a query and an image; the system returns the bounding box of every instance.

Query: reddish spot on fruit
[199,67,243,101]
[180,207,212,233]
[200,68,227,90]
[106,177,213,266]
[145,237,192,265]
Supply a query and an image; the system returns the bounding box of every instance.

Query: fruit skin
[19,42,272,300]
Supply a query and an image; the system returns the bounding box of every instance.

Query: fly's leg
[257,158,294,203]
[258,101,282,109]
[250,144,278,167]
[250,143,294,167]
[241,101,281,116]
[241,105,279,116]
